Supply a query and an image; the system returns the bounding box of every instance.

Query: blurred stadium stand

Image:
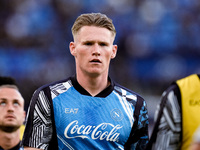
[1,0,200,134]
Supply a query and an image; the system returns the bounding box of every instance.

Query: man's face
[0,87,25,132]
[70,26,117,77]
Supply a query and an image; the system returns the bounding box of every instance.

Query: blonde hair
[71,13,116,38]
[0,84,19,90]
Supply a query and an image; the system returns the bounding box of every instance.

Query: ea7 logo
[189,99,200,106]
[65,108,79,114]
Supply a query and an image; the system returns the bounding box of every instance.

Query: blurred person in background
[146,74,200,150]
[22,12,149,150]
[0,76,26,150]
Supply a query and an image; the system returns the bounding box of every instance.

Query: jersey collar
[70,75,114,98]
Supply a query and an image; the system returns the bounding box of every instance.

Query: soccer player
[147,74,200,150]
[22,13,149,150]
[0,76,26,150]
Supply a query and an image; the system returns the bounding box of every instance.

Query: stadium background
[1,0,200,134]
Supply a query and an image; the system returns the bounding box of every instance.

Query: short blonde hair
[71,13,116,38]
[0,84,19,90]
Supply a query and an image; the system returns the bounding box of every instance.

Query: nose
[7,103,14,112]
[92,44,100,56]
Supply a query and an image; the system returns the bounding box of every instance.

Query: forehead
[76,26,114,41]
[0,87,24,102]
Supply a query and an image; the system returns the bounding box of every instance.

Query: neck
[76,72,109,96]
[0,130,20,150]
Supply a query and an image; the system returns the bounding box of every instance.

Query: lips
[90,59,101,63]
[5,115,16,119]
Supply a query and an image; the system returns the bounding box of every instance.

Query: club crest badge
[110,108,124,121]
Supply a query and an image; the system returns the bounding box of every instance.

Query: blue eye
[13,101,20,106]
[0,101,6,106]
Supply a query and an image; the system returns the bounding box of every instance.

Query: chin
[86,70,102,76]
[88,73,101,78]
[0,124,20,132]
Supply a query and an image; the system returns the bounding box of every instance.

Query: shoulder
[113,82,146,106]
[29,77,72,107]
[159,82,181,110]
[162,82,180,97]
[33,77,72,96]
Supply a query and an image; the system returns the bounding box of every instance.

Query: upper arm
[22,89,53,149]
[152,85,181,149]
[127,98,149,150]
[136,99,149,149]
[155,87,181,132]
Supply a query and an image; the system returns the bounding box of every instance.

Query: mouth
[90,59,101,63]
[5,115,15,119]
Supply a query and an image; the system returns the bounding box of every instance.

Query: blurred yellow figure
[20,124,25,140]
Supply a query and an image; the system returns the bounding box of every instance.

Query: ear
[69,42,76,57]
[23,110,26,122]
[111,44,117,59]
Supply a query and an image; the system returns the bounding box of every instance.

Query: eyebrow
[0,98,7,101]
[82,40,109,45]
[0,98,21,102]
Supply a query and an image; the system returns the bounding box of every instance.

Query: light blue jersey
[22,76,149,150]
